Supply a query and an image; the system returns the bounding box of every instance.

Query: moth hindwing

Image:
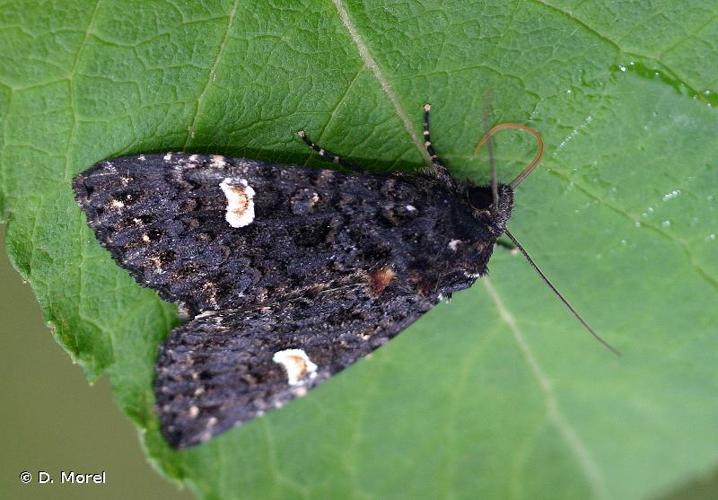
[73,118,515,448]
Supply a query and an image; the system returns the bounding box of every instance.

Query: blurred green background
[0,229,190,499]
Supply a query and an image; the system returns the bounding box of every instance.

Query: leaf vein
[658,11,718,58]
[62,0,101,181]
[483,278,609,500]
[531,0,716,103]
[301,68,363,168]
[330,0,431,165]
[183,0,240,150]
[444,324,503,498]
[547,169,718,292]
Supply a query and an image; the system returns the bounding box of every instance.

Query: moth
[73,105,617,449]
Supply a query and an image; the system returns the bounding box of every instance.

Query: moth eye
[467,186,493,211]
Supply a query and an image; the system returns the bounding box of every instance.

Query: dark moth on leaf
[73,107,532,449]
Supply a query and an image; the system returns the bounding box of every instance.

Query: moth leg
[496,238,518,253]
[422,104,453,185]
[297,130,360,171]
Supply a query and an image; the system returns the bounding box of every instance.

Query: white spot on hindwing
[272,349,318,386]
[163,152,172,161]
[448,239,461,251]
[219,178,255,227]
[405,204,417,212]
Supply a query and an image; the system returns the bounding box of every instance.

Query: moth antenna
[481,92,499,213]
[297,130,358,170]
[421,104,455,188]
[504,229,621,356]
[475,123,544,189]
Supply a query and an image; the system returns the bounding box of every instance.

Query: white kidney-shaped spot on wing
[219,178,255,228]
[272,348,318,386]
[448,239,461,251]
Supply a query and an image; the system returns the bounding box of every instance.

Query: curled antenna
[475,123,544,189]
[504,229,621,357]
[474,118,616,354]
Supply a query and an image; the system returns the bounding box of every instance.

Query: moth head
[466,183,514,232]
[464,121,544,232]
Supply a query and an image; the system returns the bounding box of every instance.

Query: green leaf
[1,1,717,498]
